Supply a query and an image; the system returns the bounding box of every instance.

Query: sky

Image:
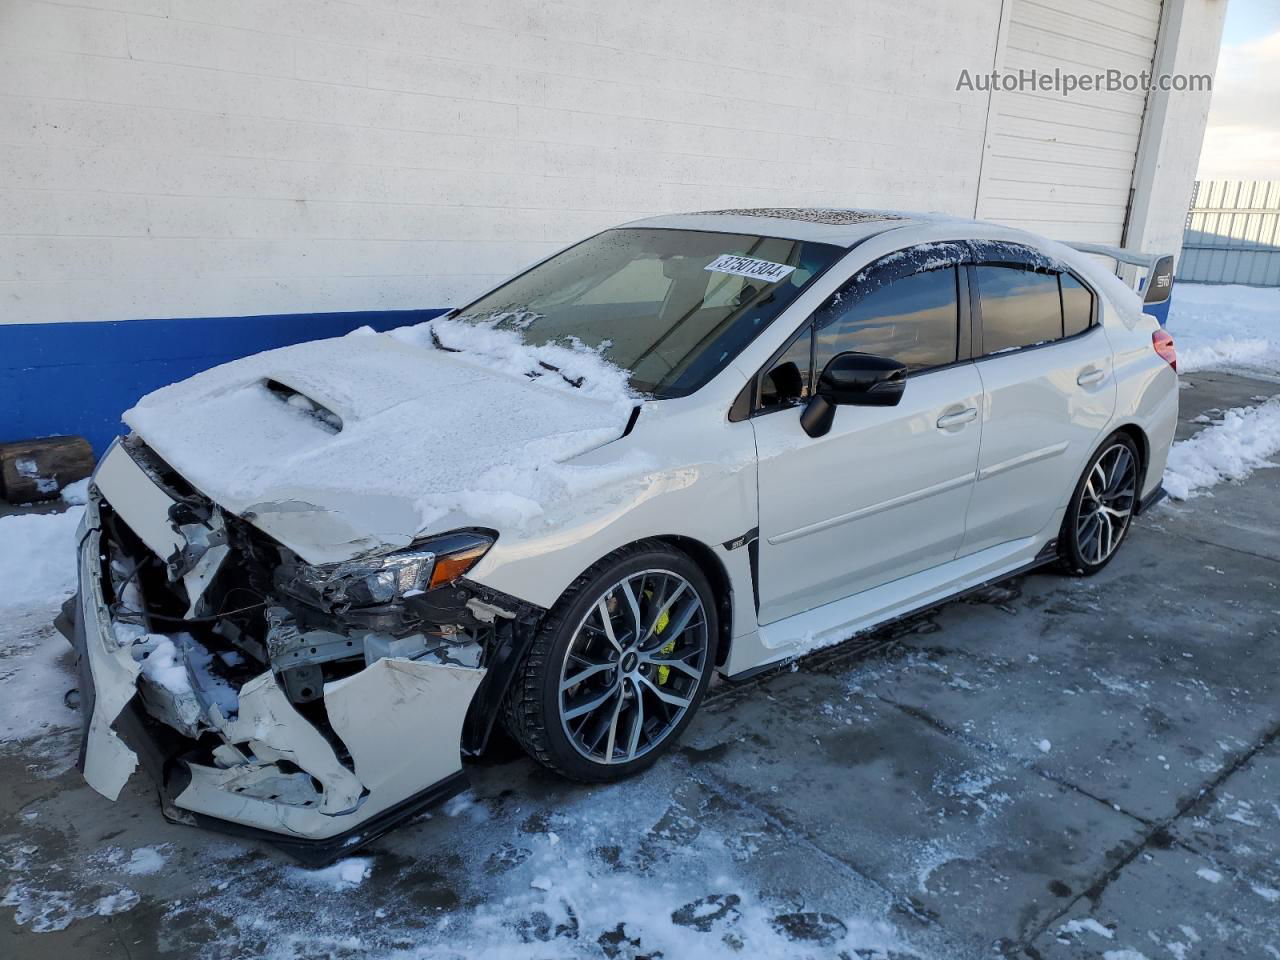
[1197,0,1280,180]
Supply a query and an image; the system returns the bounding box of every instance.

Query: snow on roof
[693,207,909,225]
[622,208,953,248]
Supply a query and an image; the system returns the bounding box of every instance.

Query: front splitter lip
[69,492,481,863]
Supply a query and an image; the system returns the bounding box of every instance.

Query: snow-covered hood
[123,326,639,565]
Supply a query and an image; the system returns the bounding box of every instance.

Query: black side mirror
[799,352,907,438]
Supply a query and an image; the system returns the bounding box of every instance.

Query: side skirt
[720,552,1056,686]
[722,536,1054,681]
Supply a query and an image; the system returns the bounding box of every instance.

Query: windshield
[448,228,843,397]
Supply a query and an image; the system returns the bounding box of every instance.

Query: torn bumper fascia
[73,486,485,851]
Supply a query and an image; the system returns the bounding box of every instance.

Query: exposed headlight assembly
[288,531,495,610]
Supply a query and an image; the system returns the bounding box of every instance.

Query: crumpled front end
[70,437,539,861]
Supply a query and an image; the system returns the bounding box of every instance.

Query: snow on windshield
[388,312,636,404]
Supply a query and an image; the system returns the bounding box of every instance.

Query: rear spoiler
[1064,242,1175,326]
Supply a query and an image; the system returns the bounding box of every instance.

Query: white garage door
[976,0,1164,244]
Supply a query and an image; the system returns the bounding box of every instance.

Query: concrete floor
[3,372,1279,959]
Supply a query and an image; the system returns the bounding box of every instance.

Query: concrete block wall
[1,0,1003,327]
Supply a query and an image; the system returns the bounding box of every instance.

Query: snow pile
[1058,917,1115,940]
[123,325,645,562]
[1167,284,1280,378]
[0,508,83,611]
[60,477,91,505]
[287,858,372,889]
[120,847,167,877]
[1163,398,1280,499]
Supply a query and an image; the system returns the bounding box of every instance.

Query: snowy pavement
[4,286,1280,959]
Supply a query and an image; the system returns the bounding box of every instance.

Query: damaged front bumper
[68,440,525,864]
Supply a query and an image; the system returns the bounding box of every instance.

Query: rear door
[958,245,1116,556]
[752,245,984,624]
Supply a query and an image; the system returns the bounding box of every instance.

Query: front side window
[974,266,1062,355]
[449,228,842,397]
[758,326,813,410]
[814,267,960,375]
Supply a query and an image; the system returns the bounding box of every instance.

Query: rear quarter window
[1060,273,1094,337]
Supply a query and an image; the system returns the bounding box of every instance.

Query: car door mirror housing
[817,352,907,406]
[799,353,907,438]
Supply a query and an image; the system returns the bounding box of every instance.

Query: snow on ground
[1167,283,1280,379]
[1160,284,1280,499]
[1058,917,1115,940]
[0,508,84,746]
[119,846,167,876]
[286,857,372,889]
[0,508,83,613]
[1163,398,1280,499]
[1,746,930,958]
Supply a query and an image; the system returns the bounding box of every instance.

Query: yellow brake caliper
[654,607,674,685]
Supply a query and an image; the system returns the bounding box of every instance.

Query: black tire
[502,540,717,782]
[1057,431,1142,576]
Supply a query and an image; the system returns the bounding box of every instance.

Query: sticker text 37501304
[704,254,796,283]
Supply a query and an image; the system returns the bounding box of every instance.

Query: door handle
[936,407,978,429]
[1077,368,1106,386]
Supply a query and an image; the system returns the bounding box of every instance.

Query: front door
[752,256,983,625]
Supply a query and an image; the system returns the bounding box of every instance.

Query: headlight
[292,531,495,609]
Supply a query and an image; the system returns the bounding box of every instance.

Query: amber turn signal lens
[427,545,490,590]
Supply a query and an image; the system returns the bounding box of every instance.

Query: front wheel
[503,542,717,782]
[1057,432,1141,575]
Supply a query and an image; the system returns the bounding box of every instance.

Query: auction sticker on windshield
[705,254,796,283]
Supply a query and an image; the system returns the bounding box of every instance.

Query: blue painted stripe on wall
[2,309,447,457]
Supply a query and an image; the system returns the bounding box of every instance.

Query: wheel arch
[647,534,736,669]
[1107,421,1151,493]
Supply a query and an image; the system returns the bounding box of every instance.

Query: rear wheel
[1058,432,1141,575]
[503,542,716,781]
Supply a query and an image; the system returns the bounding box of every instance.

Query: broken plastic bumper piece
[70,440,489,862]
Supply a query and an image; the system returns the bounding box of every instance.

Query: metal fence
[1180,180,1280,286]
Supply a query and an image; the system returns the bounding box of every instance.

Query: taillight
[1152,329,1176,372]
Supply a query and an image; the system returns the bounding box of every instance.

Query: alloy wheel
[1075,442,1138,565]
[557,570,709,765]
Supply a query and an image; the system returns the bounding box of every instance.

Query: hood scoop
[265,379,344,434]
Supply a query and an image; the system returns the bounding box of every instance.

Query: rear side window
[814,267,960,374]
[1060,273,1094,337]
[974,266,1062,355]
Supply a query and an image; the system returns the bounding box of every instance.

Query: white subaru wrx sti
[70,208,1177,860]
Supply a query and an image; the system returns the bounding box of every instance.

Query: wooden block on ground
[0,436,95,503]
